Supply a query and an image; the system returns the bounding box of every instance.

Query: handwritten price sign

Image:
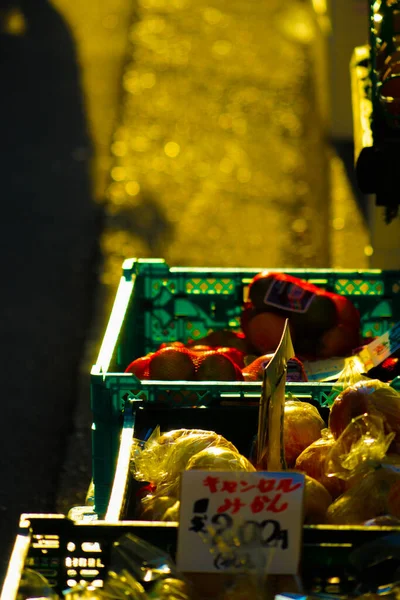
[177,471,304,574]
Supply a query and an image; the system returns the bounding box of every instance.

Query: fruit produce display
[130,374,400,526]
[124,272,397,384]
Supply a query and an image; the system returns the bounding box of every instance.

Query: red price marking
[203,476,302,495]
[217,497,246,515]
[203,475,219,493]
[239,481,257,493]
[250,494,288,514]
[221,480,238,493]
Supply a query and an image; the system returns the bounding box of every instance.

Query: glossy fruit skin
[186,446,255,472]
[295,434,346,499]
[328,379,400,441]
[256,400,326,469]
[283,401,326,467]
[303,475,333,524]
[329,381,374,440]
[326,465,400,525]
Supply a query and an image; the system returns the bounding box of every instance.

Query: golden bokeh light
[100,0,369,286]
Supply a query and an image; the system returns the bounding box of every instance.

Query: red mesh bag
[187,329,247,352]
[192,349,243,381]
[158,341,185,349]
[125,345,243,381]
[125,355,152,379]
[243,272,361,359]
[190,344,245,368]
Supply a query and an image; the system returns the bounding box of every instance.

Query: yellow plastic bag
[133,428,238,490]
[325,413,395,481]
[326,461,400,525]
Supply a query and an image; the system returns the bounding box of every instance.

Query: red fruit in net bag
[215,346,246,369]
[248,272,338,332]
[125,355,152,379]
[189,345,214,353]
[195,351,243,381]
[158,341,185,350]
[317,323,361,358]
[149,346,196,381]
[334,294,361,328]
[188,330,247,352]
[284,401,326,467]
[244,311,293,354]
[295,431,346,499]
[242,354,307,382]
[191,345,246,368]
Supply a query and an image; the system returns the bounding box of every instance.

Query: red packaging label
[263,279,316,313]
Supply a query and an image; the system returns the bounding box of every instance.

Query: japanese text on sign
[177,471,304,575]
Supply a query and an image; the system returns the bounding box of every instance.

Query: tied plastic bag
[329,369,400,447]
[65,572,191,600]
[65,532,192,599]
[147,578,191,599]
[326,461,400,524]
[137,434,255,521]
[17,569,60,600]
[328,355,367,405]
[294,429,345,500]
[132,428,239,496]
[325,413,396,481]
[110,533,191,599]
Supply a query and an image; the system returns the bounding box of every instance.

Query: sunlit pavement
[100,0,370,282]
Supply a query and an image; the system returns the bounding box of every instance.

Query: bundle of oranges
[125,338,245,382]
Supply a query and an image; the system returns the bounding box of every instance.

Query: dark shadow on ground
[0,0,102,582]
[332,138,369,222]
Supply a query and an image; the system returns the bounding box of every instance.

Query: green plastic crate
[3,514,400,599]
[91,258,400,516]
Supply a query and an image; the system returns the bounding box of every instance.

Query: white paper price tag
[177,470,304,574]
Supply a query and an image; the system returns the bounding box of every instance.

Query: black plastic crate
[3,514,400,599]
